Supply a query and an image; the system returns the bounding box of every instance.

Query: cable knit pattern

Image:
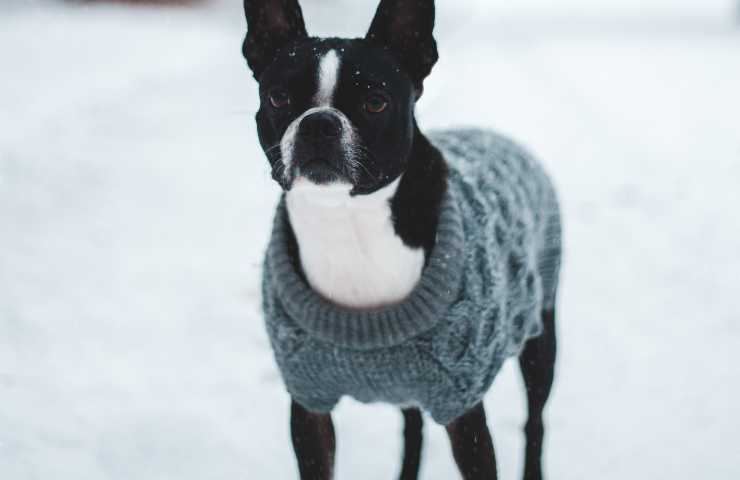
[261,129,561,424]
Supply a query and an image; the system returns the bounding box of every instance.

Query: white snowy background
[1,0,739,478]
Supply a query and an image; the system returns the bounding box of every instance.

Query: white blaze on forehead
[315,49,341,106]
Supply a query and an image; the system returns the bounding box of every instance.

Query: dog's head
[242,0,437,195]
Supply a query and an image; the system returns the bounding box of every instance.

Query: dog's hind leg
[290,400,336,480]
[518,308,557,480]
[398,407,423,480]
[445,402,498,479]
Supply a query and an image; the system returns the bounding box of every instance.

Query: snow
[1,0,739,478]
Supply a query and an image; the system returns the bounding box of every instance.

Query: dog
[242,1,562,479]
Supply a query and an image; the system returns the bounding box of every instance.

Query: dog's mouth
[294,156,346,186]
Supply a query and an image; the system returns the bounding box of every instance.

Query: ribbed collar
[266,188,466,350]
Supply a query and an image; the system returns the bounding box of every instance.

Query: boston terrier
[242,1,561,479]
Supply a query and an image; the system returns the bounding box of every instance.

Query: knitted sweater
[262,129,561,425]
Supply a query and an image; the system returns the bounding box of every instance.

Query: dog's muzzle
[283,108,356,187]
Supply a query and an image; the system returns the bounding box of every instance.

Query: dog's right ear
[242,0,308,79]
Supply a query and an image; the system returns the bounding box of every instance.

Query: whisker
[264,143,283,159]
[347,144,380,183]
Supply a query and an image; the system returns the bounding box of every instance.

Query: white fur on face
[286,177,424,309]
[279,49,351,182]
[279,106,356,184]
[315,49,340,106]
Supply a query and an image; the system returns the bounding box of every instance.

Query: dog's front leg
[445,402,498,480]
[290,399,336,480]
[398,407,423,480]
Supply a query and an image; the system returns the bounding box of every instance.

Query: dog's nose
[300,111,342,139]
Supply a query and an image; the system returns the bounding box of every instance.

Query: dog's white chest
[285,179,424,310]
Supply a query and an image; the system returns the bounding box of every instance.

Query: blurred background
[1,0,739,478]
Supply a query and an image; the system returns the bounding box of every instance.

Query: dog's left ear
[242,0,308,79]
[366,0,438,96]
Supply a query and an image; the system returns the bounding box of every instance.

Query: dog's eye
[268,89,291,109]
[364,94,388,114]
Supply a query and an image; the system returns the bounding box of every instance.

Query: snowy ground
[1,0,739,478]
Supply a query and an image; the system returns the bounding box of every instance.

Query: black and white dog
[242,1,557,478]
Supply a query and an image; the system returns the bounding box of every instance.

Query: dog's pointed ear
[366,0,438,94]
[242,0,308,79]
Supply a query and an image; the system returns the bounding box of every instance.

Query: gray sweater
[262,129,561,425]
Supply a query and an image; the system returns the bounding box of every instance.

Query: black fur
[390,124,447,253]
[399,408,424,480]
[445,403,498,480]
[519,309,557,480]
[366,0,438,94]
[290,400,335,480]
[243,0,308,79]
